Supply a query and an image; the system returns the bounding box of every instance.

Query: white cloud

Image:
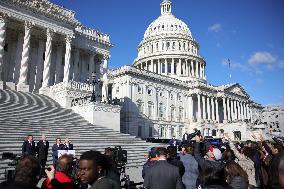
[248,52,277,65]
[278,60,284,68]
[208,23,222,32]
[256,79,264,84]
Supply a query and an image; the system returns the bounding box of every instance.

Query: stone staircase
[0,89,161,183]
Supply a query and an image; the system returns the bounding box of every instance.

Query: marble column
[34,40,45,91]
[17,21,33,92]
[157,59,161,74]
[102,55,109,102]
[202,95,206,120]
[240,102,243,120]
[197,94,202,121]
[215,98,219,122]
[245,103,248,119]
[191,60,194,77]
[187,60,190,76]
[188,96,193,121]
[234,100,237,120]
[231,99,235,120]
[73,49,80,81]
[63,35,73,83]
[54,45,63,84]
[182,59,186,76]
[171,59,174,74]
[237,101,241,120]
[40,29,54,90]
[151,59,154,72]
[89,53,95,76]
[211,97,216,121]
[13,33,24,84]
[0,13,7,88]
[207,96,211,120]
[223,98,227,121]
[195,61,198,78]
[227,98,232,121]
[178,58,181,76]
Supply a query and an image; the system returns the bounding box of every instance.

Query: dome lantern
[161,0,172,15]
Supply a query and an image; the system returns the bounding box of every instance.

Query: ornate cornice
[1,0,79,26]
[75,26,112,47]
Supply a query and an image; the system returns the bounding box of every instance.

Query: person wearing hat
[194,135,230,188]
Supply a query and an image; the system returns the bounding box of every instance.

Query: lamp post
[87,72,100,102]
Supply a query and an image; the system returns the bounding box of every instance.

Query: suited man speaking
[52,138,64,165]
[22,134,36,156]
[37,134,49,168]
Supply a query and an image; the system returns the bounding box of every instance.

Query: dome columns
[136,57,206,80]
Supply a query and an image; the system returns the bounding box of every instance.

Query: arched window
[138,85,143,94]
[148,102,154,118]
[170,106,176,121]
[166,42,170,50]
[178,107,184,122]
[137,100,144,113]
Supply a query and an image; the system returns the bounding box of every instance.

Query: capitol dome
[134,0,206,82]
[143,13,193,40]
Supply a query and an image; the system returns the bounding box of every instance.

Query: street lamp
[87,72,100,102]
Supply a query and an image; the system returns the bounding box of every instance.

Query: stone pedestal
[0,80,5,89]
[39,87,51,96]
[17,83,29,92]
[5,82,15,90]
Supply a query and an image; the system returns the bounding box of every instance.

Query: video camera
[2,152,20,166]
[105,146,127,170]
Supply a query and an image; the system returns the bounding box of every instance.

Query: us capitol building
[0,0,274,141]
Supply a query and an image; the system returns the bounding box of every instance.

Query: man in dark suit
[37,134,49,169]
[63,138,73,150]
[22,135,36,156]
[52,138,63,165]
[143,147,183,189]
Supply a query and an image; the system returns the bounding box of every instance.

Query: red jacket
[41,171,73,189]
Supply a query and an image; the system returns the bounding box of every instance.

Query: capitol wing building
[109,0,263,140]
[0,0,111,106]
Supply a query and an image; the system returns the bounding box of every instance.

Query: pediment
[225,84,249,98]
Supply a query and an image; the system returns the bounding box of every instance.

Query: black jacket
[268,152,284,189]
[194,142,225,187]
[22,140,36,156]
[37,140,49,161]
[143,160,183,189]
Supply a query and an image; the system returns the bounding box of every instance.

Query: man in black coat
[22,135,36,156]
[194,135,225,188]
[63,138,73,150]
[52,138,63,165]
[37,134,49,169]
[143,147,183,189]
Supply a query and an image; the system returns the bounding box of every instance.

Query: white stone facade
[0,0,111,102]
[108,0,263,139]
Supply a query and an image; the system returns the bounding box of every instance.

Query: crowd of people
[0,133,284,189]
[142,133,284,189]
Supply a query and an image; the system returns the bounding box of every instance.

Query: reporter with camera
[42,154,74,189]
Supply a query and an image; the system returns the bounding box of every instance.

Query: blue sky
[51,0,284,106]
